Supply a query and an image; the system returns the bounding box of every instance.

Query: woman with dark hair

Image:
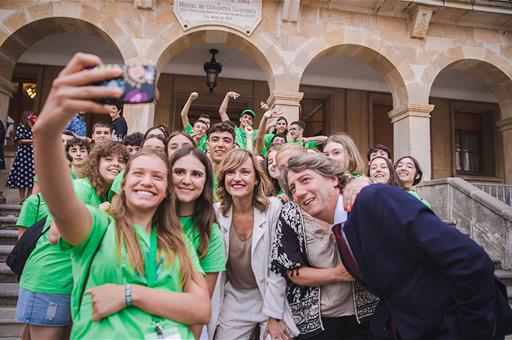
[7,111,36,203]
[31,53,210,339]
[143,124,170,141]
[167,131,196,157]
[169,146,225,337]
[211,149,298,340]
[395,155,431,208]
[368,156,401,188]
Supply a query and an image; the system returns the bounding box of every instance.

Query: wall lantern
[203,49,222,94]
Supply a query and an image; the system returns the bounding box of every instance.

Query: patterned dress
[6,124,34,189]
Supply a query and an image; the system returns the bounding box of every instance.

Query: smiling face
[143,137,165,153]
[324,142,350,172]
[266,150,280,179]
[207,131,234,164]
[287,169,339,223]
[172,154,206,204]
[225,157,257,199]
[124,154,168,212]
[395,157,418,189]
[99,154,126,184]
[167,134,194,158]
[275,118,288,134]
[192,121,208,136]
[68,145,89,166]
[369,157,391,184]
[289,124,303,140]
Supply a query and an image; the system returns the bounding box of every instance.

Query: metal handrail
[470,182,512,207]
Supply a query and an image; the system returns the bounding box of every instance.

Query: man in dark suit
[282,152,512,340]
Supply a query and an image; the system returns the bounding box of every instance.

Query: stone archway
[149,26,282,94]
[0,2,134,123]
[290,31,413,108]
[424,49,512,183]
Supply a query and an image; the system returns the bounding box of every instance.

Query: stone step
[0,216,17,230]
[0,230,17,246]
[0,205,21,218]
[0,283,18,306]
[442,219,457,226]
[0,263,16,283]
[0,307,23,338]
[0,245,13,262]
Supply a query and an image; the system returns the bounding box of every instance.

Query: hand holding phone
[93,64,157,105]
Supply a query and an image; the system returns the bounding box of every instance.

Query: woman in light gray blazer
[209,149,298,340]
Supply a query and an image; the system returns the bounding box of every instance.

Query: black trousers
[311,316,373,340]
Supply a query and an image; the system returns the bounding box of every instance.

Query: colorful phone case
[93,64,156,105]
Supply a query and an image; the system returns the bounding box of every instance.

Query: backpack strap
[78,227,107,312]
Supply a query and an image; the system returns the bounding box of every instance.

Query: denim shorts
[16,287,72,326]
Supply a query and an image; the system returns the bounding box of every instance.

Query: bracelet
[125,284,133,307]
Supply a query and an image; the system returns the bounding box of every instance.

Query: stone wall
[417,178,512,270]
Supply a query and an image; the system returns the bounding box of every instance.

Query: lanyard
[145,226,158,288]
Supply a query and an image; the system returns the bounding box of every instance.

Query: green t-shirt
[108,170,125,201]
[234,126,257,150]
[179,216,225,273]
[73,178,103,206]
[62,206,201,340]
[290,139,318,149]
[16,193,48,228]
[408,190,432,209]
[20,178,106,294]
[260,133,275,157]
[183,123,207,152]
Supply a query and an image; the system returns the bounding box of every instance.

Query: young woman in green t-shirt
[169,146,226,337]
[16,139,128,339]
[31,53,210,340]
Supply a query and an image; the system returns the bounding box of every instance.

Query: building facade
[0,0,511,183]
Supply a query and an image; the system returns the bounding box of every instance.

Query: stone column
[0,74,17,125]
[123,102,155,134]
[388,104,434,181]
[267,90,303,123]
[497,117,512,184]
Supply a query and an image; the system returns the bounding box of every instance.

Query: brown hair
[395,155,423,187]
[325,133,366,174]
[83,141,129,199]
[207,121,235,142]
[169,146,214,259]
[216,149,272,216]
[65,137,91,162]
[367,156,401,188]
[110,149,194,286]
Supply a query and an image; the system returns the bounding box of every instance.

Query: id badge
[143,324,183,340]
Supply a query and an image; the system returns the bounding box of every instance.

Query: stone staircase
[0,204,22,339]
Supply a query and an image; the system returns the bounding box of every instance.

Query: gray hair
[280,152,352,198]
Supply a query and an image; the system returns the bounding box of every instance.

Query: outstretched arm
[218,91,239,122]
[303,135,328,145]
[32,53,123,246]
[180,92,198,129]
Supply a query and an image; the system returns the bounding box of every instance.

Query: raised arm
[254,109,282,155]
[303,135,328,145]
[218,91,239,122]
[32,53,123,246]
[180,92,198,129]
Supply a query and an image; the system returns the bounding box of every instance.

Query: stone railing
[470,182,512,207]
[416,178,512,271]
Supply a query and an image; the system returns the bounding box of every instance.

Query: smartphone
[93,64,157,105]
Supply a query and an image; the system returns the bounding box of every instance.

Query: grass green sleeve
[199,223,226,273]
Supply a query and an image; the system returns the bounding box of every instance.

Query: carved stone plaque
[173,0,262,36]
